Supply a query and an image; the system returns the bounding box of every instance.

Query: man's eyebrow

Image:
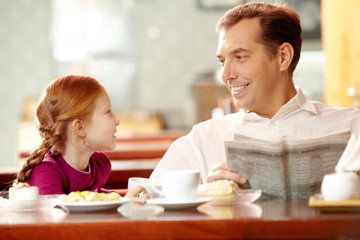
[232,48,249,54]
[216,48,250,58]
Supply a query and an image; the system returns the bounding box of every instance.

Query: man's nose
[221,62,237,84]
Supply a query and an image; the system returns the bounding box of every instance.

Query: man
[150,3,360,190]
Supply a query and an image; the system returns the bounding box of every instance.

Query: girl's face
[84,90,119,151]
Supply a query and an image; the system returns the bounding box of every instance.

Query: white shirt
[151,88,360,183]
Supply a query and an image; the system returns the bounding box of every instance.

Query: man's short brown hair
[216,2,302,78]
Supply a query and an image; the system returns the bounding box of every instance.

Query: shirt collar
[271,87,318,121]
[240,87,318,123]
[226,110,246,131]
[292,87,318,115]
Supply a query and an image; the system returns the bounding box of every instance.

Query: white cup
[151,169,200,201]
[321,172,360,201]
[127,177,160,198]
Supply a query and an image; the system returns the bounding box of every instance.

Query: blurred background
[0,0,353,166]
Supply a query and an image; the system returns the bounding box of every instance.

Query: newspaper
[225,127,351,199]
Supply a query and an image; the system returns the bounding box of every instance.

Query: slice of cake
[206,179,239,203]
[9,182,39,201]
[207,179,238,195]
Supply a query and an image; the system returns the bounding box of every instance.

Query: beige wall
[0,0,225,166]
[0,0,54,166]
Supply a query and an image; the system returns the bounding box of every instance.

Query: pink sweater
[29,149,112,195]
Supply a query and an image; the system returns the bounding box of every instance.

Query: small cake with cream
[206,179,239,203]
[9,182,39,201]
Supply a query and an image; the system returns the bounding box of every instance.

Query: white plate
[147,197,210,210]
[208,189,262,205]
[0,195,61,211]
[57,197,130,212]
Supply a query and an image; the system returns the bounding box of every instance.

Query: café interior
[0,0,359,239]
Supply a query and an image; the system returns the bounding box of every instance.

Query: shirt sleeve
[29,162,65,195]
[150,118,234,184]
[98,188,113,193]
[150,128,206,183]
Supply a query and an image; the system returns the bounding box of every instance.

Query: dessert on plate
[206,179,239,203]
[9,182,39,201]
[62,191,121,202]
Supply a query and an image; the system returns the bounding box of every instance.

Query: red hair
[17,75,105,182]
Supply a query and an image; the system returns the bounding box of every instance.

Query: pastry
[206,180,239,203]
[9,182,39,201]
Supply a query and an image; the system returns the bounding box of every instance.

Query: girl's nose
[115,117,120,126]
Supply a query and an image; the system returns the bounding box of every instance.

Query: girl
[16,75,142,197]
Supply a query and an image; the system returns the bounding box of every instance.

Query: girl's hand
[125,185,149,200]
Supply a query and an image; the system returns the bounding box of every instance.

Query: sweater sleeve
[29,161,66,195]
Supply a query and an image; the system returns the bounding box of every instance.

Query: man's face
[216,18,283,117]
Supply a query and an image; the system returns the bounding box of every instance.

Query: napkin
[336,134,360,172]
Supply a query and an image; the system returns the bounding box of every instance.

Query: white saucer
[208,189,262,205]
[147,197,210,210]
[0,195,61,211]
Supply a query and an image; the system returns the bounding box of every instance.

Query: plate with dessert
[0,182,60,211]
[202,180,262,205]
[56,191,130,212]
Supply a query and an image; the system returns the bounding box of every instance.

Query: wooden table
[0,198,359,239]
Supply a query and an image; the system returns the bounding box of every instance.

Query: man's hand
[206,161,250,189]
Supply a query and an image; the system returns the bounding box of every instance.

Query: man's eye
[218,60,225,66]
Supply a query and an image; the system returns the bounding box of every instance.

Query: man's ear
[72,119,86,137]
[278,42,294,72]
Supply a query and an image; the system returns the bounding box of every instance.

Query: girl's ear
[278,42,294,72]
[72,119,86,137]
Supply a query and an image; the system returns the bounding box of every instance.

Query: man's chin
[233,100,244,110]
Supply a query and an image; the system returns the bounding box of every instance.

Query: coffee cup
[321,171,360,201]
[150,169,200,201]
[127,177,160,198]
